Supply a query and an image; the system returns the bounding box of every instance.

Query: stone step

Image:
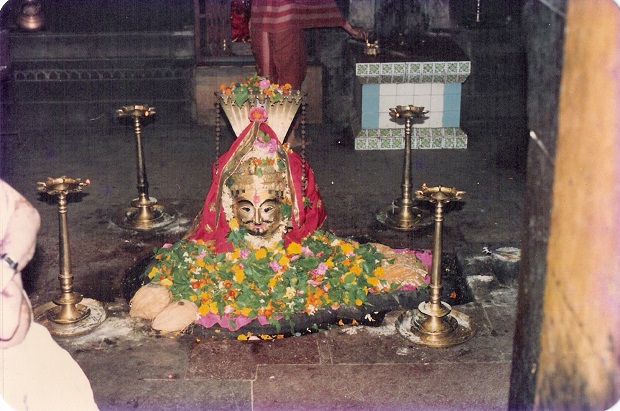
[9,31,194,61]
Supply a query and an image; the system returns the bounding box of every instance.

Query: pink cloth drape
[187,122,326,253]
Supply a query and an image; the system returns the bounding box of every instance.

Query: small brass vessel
[16,0,44,31]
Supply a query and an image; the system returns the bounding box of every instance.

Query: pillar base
[396,305,477,347]
[35,298,107,337]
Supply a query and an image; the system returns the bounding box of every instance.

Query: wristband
[0,253,18,271]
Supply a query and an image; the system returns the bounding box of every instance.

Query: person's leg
[270,27,308,147]
[269,27,306,89]
[250,29,276,80]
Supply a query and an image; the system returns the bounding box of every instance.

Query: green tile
[432,137,443,148]
[422,63,434,74]
[432,128,443,137]
[407,63,421,74]
[407,74,420,83]
[368,64,380,75]
[380,129,391,137]
[380,63,394,74]
[458,61,471,74]
[380,138,392,149]
[446,62,458,74]
[368,138,379,149]
[434,62,446,73]
[419,136,431,149]
[418,128,431,137]
[356,64,368,76]
[443,136,456,148]
[368,128,380,137]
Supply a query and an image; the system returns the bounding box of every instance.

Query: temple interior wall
[1,0,526,168]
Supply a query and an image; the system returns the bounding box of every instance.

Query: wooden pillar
[511,0,620,408]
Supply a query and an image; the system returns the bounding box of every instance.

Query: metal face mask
[233,189,283,238]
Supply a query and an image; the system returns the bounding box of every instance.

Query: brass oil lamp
[376,105,432,231]
[36,177,106,335]
[114,104,176,231]
[396,184,477,347]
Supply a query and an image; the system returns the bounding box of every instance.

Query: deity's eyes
[260,200,278,214]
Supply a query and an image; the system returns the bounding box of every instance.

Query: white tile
[413,95,431,109]
[428,114,442,127]
[414,83,432,95]
[380,83,398,96]
[379,94,398,112]
[379,113,397,129]
[430,94,444,112]
[397,83,415,96]
[431,82,444,95]
[396,95,416,107]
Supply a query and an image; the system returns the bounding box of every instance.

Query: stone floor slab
[253,363,511,410]
[186,333,322,380]
[96,380,251,411]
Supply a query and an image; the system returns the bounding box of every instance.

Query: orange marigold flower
[287,242,302,255]
[340,242,354,255]
[255,248,267,259]
[350,265,363,275]
[367,277,379,286]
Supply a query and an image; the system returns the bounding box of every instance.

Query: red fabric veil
[187,122,326,252]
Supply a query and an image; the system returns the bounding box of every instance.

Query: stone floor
[2,119,525,410]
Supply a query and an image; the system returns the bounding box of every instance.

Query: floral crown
[219,73,302,107]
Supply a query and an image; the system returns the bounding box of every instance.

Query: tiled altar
[352,36,471,150]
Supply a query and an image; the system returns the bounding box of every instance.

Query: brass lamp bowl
[389,106,429,120]
[37,177,90,195]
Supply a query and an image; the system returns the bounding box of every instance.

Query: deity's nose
[253,208,263,224]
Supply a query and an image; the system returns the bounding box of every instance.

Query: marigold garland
[145,230,399,328]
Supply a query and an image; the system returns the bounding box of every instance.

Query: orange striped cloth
[250,0,346,33]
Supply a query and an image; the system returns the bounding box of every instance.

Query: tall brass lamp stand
[376,105,432,231]
[396,184,476,347]
[114,104,176,231]
[36,177,106,336]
